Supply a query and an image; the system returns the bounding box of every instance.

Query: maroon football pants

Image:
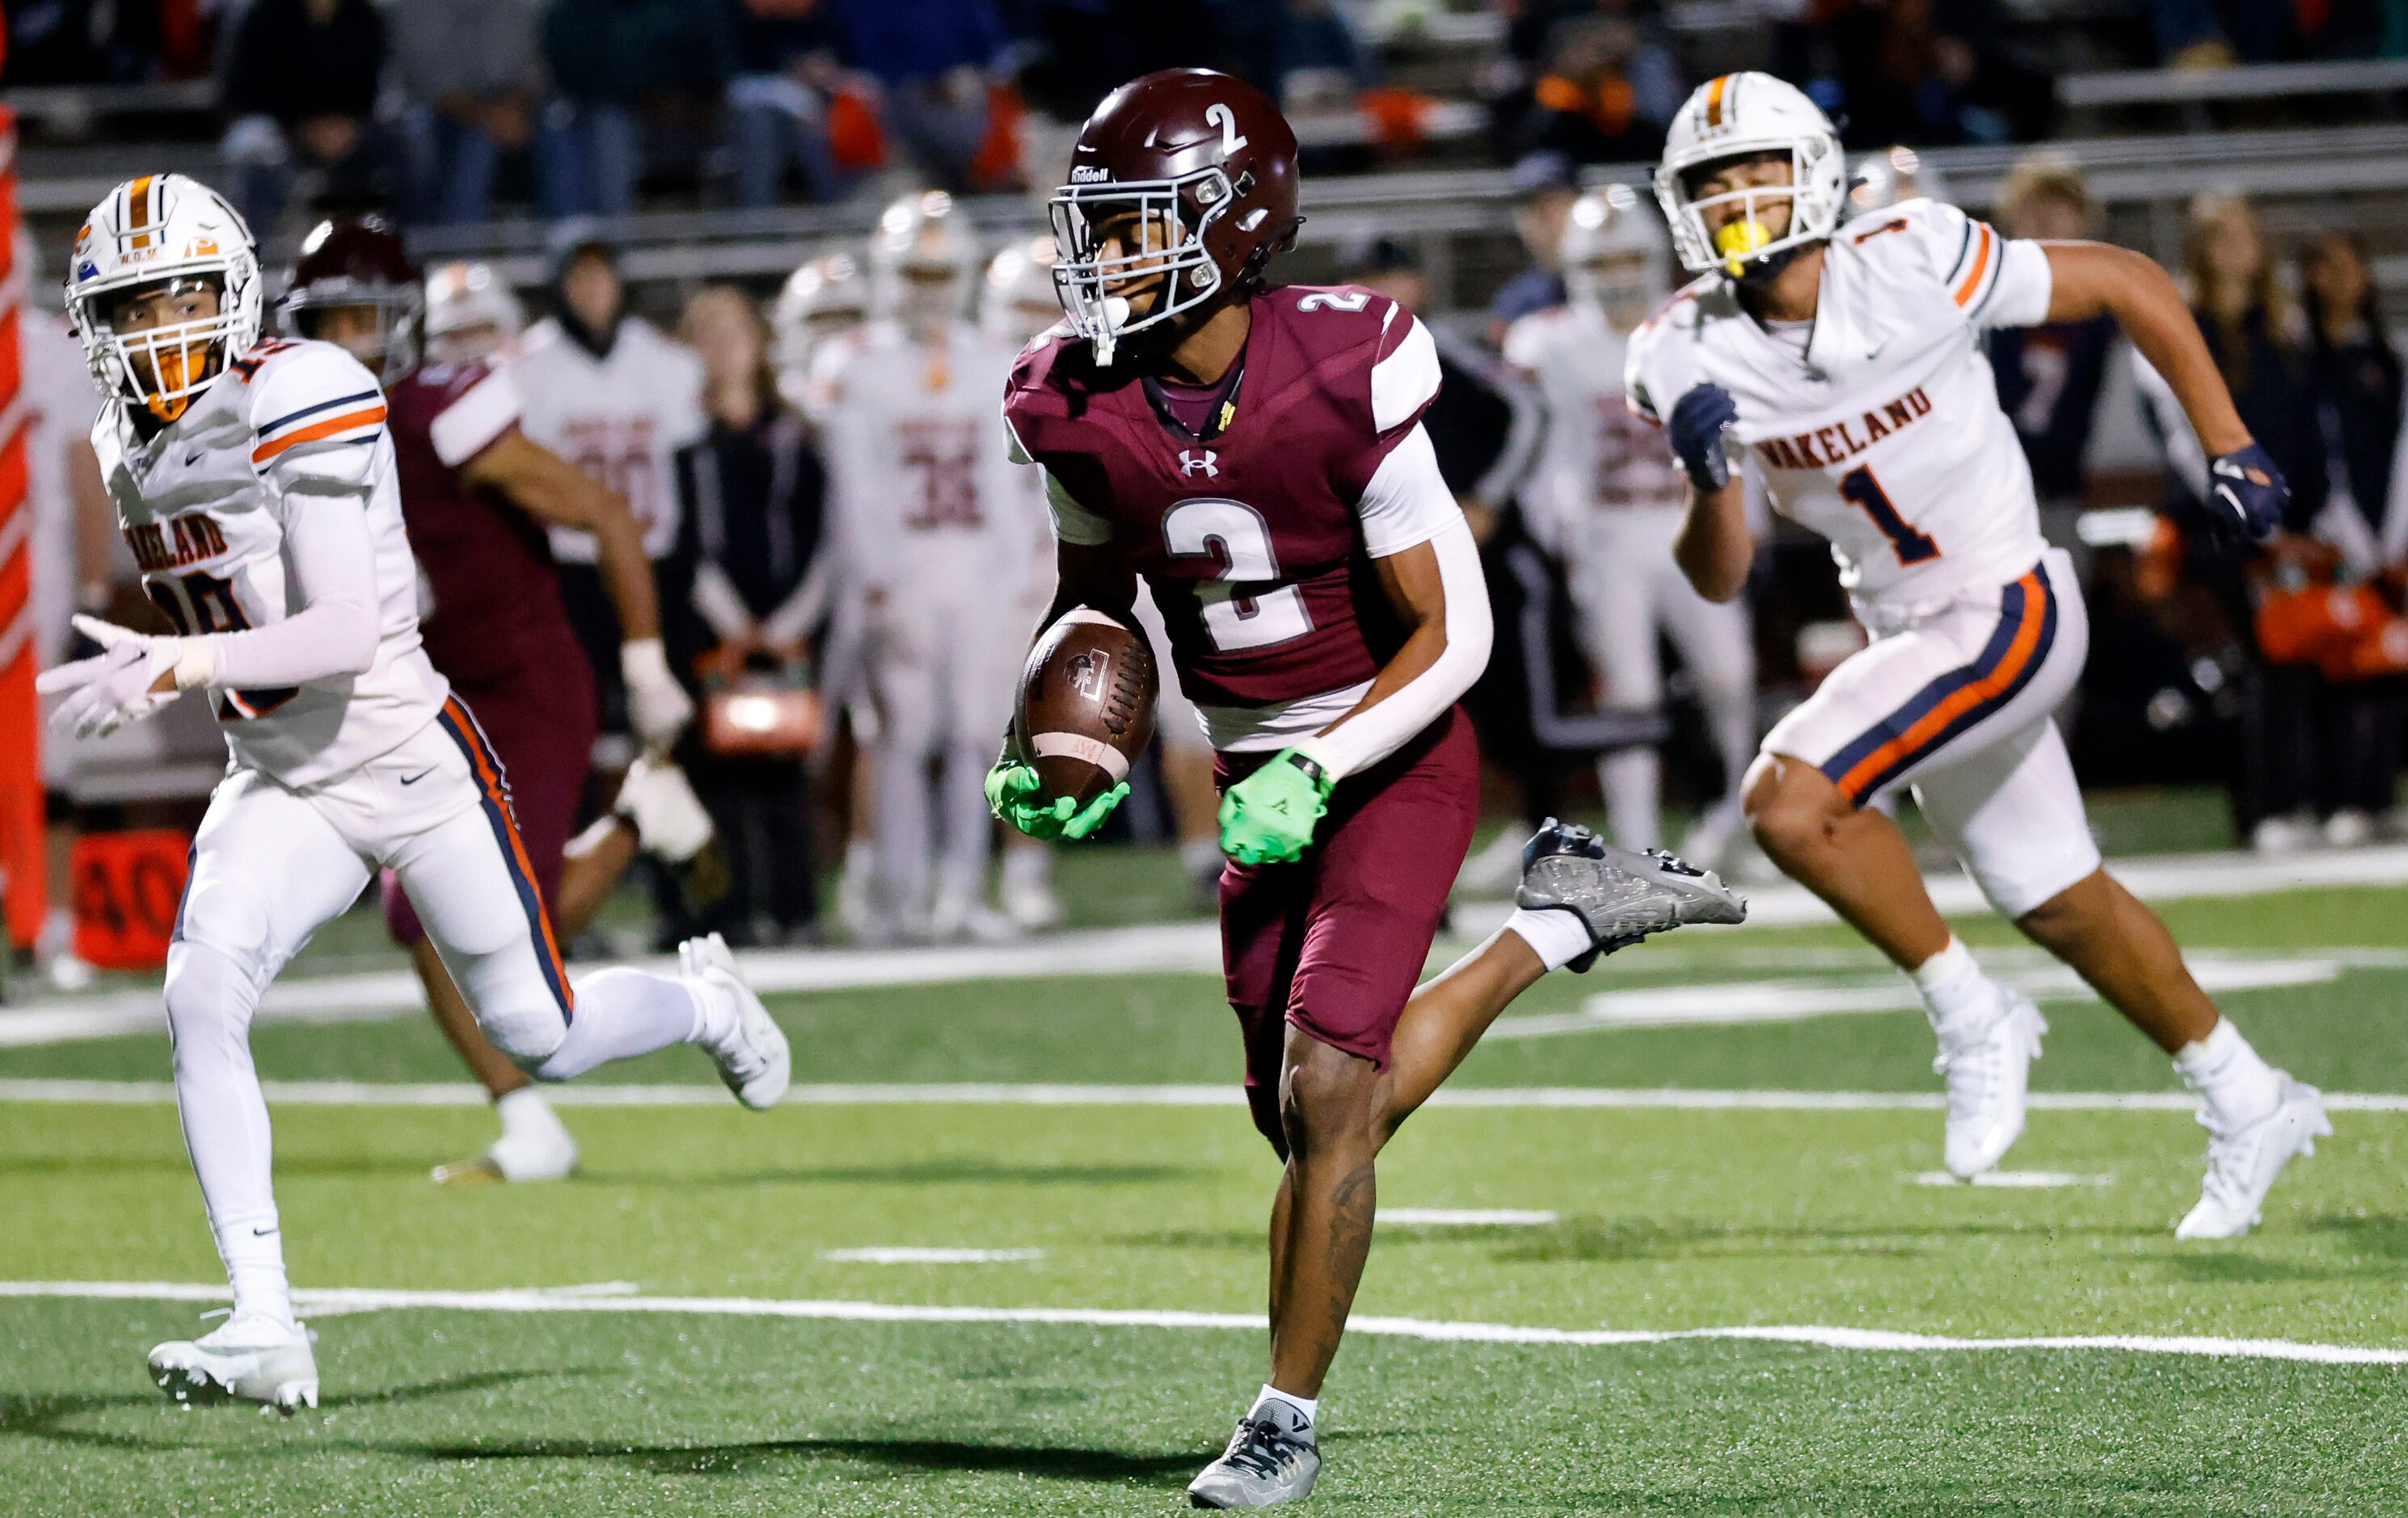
[1218,706,1480,1152]
[383,668,599,946]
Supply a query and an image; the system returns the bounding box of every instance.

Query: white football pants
[167,701,715,1321]
[1762,547,2100,918]
[1562,506,1757,850]
[860,589,1024,917]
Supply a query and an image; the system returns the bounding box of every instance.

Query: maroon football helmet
[1048,68,1302,365]
[278,215,424,379]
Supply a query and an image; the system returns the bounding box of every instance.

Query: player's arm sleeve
[1298,428,1491,778]
[196,485,382,685]
[1909,200,2052,331]
[196,349,390,685]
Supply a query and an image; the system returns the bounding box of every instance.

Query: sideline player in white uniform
[40,175,791,1410]
[771,250,867,411]
[812,192,1041,939]
[1507,185,1756,864]
[1630,75,2325,1237]
[421,259,526,368]
[513,230,706,763]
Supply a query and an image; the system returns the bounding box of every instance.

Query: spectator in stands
[542,0,738,217]
[1988,154,2115,557]
[727,0,850,207]
[2139,192,2331,850]
[2299,230,2408,839]
[390,0,575,225]
[830,0,1008,193]
[676,286,829,943]
[1487,150,1577,345]
[2150,0,2376,65]
[1514,15,1665,166]
[219,0,394,234]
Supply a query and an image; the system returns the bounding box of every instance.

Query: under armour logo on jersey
[1179,449,1220,477]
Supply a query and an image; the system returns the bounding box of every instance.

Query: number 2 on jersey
[1838,465,1940,566]
[1162,498,1313,652]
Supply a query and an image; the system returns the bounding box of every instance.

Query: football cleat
[679,932,791,1109]
[1513,818,1747,971]
[149,1312,318,1413]
[1933,991,2046,1179]
[1187,1399,1320,1508]
[430,1114,578,1187]
[2176,1076,2330,1240]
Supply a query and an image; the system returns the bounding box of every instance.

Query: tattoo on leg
[1323,1160,1377,1342]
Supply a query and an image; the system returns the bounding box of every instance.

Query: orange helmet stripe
[1705,74,1731,129]
[126,174,158,253]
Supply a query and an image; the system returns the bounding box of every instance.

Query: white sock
[496,1086,567,1145]
[1910,938,1995,1037]
[841,838,874,879]
[1505,907,1596,972]
[1250,1384,1318,1428]
[220,1221,294,1327]
[1181,837,1225,879]
[2174,1018,2281,1131]
[533,968,724,1080]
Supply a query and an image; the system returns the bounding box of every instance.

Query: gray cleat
[1187,1399,1321,1508]
[1514,817,1748,971]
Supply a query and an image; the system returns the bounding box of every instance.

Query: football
[1013,607,1159,807]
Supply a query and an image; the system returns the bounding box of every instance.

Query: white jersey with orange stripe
[1625,197,2055,611]
[91,336,449,786]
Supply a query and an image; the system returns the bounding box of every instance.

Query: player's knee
[162,939,264,1055]
[1277,1035,1381,1161]
[470,972,576,1072]
[1744,755,1842,858]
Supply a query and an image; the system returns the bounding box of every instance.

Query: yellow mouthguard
[1715,218,1772,276]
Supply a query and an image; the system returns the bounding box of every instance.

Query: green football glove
[985,755,1129,841]
[1217,748,1334,865]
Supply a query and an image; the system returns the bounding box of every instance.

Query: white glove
[35,614,209,740]
[621,637,694,750]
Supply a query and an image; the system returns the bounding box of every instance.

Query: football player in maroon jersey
[995,70,1747,1507]
[280,219,717,1185]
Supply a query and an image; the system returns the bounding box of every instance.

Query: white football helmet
[423,261,524,366]
[1655,72,1847,282]
[66,173,261,424]
[770,251,866,382]
[980,234,1064,341]
[1558,184,1671,328]
[1849,145,1953,213]
[868,190,980,338]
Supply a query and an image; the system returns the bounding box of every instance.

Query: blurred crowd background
[12,0,2408,968]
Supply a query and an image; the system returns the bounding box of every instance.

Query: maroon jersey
[1003,285,1444,737]
[387,360,586,689]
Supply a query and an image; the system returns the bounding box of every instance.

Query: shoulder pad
[243,339,386,468]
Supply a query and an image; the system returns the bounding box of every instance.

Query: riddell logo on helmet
[1071,167,1112,183]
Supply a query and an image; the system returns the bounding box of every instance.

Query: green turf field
[4,849,2406,1512]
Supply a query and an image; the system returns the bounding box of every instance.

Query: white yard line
[3,1077,2406,1111]
[6,845,2408,1048]
[820,1248,1045,1264]
[1381,1208,1560,1226]
[1912,1171,2114,1188]
[1498,951,2364,1038]
[1,1278,2399,1367]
